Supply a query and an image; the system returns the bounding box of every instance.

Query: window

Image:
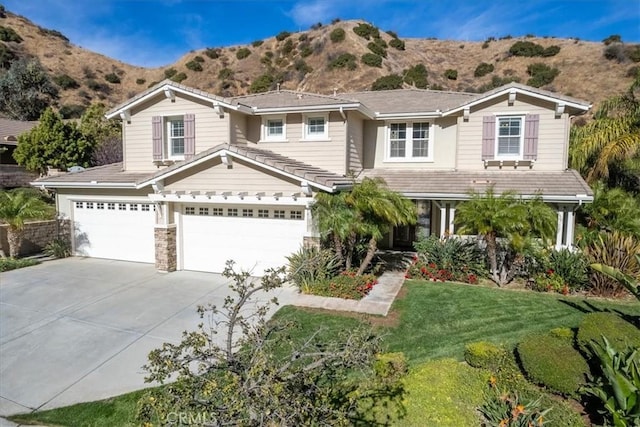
[76,202,83,209]
[185,207,195,215]
[258,209,269,218]
[199,207,209,216]
[118,203,127,211]
[167,117,185,159]
[86,202,94,209]
[496,116,523,158]
[228,208,238,217]
[141,204,150,211]
[304,115,328,140]
[212,208,223,216]
[387,122,432,161]
[96,203,104,209]
[108,203,115,210]
[130,204,138,211]
[290,210,303,220]
[242,209,254,217]
[273,210,285,219]
[262,116,286,141]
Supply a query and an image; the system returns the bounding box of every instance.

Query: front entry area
[179,204,308,275]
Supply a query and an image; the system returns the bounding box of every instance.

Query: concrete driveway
[0,258,298,418]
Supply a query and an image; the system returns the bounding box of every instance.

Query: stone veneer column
[155,225,176,272]
[303,236,320,249]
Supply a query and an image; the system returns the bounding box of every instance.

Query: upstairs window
[152,114,195,162]
[262,116,286,141]
[303,114,328,140]
[497,117,522,158]
[387,122,432,161]
[167,118,185,159]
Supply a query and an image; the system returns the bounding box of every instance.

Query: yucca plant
[583,231,640,296]
[286,246,340,293]
[591,254,640,301]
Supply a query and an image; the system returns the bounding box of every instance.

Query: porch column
[439,203,447,238]
[154,201,177,272]
[555,207,565,250]
[448,204,457,236]
[565,208,575,248]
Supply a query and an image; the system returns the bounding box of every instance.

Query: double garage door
[181,204,307,275]
[72,201,307,274]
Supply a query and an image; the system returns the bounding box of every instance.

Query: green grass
[10,280,640,426]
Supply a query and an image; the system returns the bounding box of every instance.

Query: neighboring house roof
[0,118,39,145]
[35,145,353,192]
[361,169,593,203]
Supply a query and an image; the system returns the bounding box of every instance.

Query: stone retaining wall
[0,219,70,257]
[0,165,39,189]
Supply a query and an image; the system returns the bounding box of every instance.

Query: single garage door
[181,204,307,275]
[73,201,155,263]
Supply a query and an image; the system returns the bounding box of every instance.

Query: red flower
[547,269,555,275]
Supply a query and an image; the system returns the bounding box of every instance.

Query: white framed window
[242,209,254,217]
[496,116,523,159]
[290,210,303,220]
[108,203,115,210]
[303,114,329,140]
[199,207,209,216]
[167,117,185,159]
[86,202,94,209]
[130,204,138,211]
[141,204,150,212]
[258,209,269,218]
[76,202,84,209]
[273,210,285,219]
[185,207,195,215]
[118,203,127,211]
[262,116,287,141]
[212,208,223,216]
[228,208,238,217]
[387,122,433,161]
[97,203,104,210]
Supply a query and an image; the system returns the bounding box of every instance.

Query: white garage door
[73,201,155,263]
[181,205,307,275]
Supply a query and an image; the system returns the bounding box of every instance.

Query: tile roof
[0,119,38,144]
[360,169,593,199]
[346,89,476,114]
[34,163,151,185]
[231,90,358,109]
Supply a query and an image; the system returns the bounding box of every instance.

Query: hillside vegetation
[1,7,638,118]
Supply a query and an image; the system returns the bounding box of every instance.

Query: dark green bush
[0,25,22,43]
[361,53,382,67]
[293,59,312,75]
[281,38,295,56]
[286,246,340,292]
[298,33,308,42]
[353,23,379,40]
[204,48,220,59]
[0,43,16,68]
[53,74,79,90]
[136,78,146,85]
[517,334,589,396]
[444,69,458,80]
[185,60,203,71]
[464,341,509,371]
[627,44,640,62]
[299,42,312,57]
[44,237,71,258]
[577,312,640,355]
[367,40,387,57]
[38,27,69,42]
[389,38,405,50]
[329,28,345,43]
[236,48,251,60]
[170,72,187,83]
[164,67,177,79]
[403,63,428,89]
[328,53,357,70]
[526,63,559,87]
[249,73,276,93]
[275,31,291,41]
[0,5,5,18]
[251,40,264,47]
[477,75,521,92]
[86,79,110,93]
[509,41,544,57]
[371,74,403,91]
[603,43,626,62]
[474,62,494,77]
[0,258,39,272]
[548,249,589,290]
[218,68,234,80]
[104,73,121,84]
[542,45,561,57]
[59,104,86,119]
[411,235,486,281]
[603,34,622,45]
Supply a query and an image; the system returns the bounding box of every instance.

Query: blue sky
[4,0,639,67]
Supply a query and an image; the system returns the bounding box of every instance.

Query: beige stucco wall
[244,112,347,174]
[124,93,230,172]
[164,157,301,193]
[456,93,568,171]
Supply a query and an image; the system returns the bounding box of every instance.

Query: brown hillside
[1,10,637,116]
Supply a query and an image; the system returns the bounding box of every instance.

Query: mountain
[1,8,638,118]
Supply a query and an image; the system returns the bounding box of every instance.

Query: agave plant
[591,253,640,301]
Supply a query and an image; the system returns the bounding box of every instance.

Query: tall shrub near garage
[0,189,53,258]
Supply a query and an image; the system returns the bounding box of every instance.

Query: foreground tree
[0,58,58,120]
[455,188,556,286]
[0,189,53,258]
[138,261,405,426]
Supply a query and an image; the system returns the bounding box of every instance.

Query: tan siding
[362,120,381,169]
[347,112,364,173]
[457,94,568,171]
[246,112,347,174]
[229,111,247,144]
[124,93,230,172]
[164,158,301,193]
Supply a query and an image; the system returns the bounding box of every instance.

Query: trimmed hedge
[517,334,589,396]
[577,312,640,355]
[464,341,508,371]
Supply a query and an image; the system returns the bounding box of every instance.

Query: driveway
[0,258,299,418]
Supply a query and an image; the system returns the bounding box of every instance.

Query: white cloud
[288,0,336,26]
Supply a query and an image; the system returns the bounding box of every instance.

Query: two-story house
[34,80,593,275]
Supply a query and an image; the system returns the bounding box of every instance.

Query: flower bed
[305,271,378,300]
[405,257,479,284]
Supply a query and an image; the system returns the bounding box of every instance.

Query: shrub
[542,45,561,57]
[549,327,574,341]
[444,69,458,80]
[0,25,22,43]
[361,53,382,67]
[548,248,589,290]
[402,359,488,426]
[627,45,640,63]
[464,341,509,371]
[44,237,71,258]
[0,43,16,68]
[474,62,494,77]
[330,28,345,43]
[218,68,234,80]
[508,40,544,57]
[170,72,187,83]
[412,236,486,278]
[59,104,86,119]
[104,73,121,84]
[298,33,308,42]
[185,60,203,71]
[86,79,110,93]
[308,271,378,300]
[0,258,39,272]
[251,40,264,47]
[529,269,570,294]
[371,74,403,91]
[328,52,357,70]
[310,22,322,30]
[526,63,559,87]
[353,23,379,40]
[583,231,640,296]
[403,63,428,89]
[373,352,407,380]
[275,31,291,41]
[204,48,220,59]
[603,43,627,62]
[480,386,551,427]
[603,34,622,45]
[135,78,146,85]
[367,41,387,57]
[287,246,340,292]
[299,42,313,58]
[577,312,640,355]
[236,48,251,60]
[193,55,204,63]
[280,38,295,56]
[38,27,69,42]
[293,59,312,75]
[249,73,276,93]
[164,67,177,79]
[517,334,589,396]
[53,74,79,90]
[389,38,405,50]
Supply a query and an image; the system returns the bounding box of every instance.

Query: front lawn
[10,280,640,426]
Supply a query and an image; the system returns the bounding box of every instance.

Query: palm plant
[570,73,640,193]
[312,191,358,269]
[0,189,53,258]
